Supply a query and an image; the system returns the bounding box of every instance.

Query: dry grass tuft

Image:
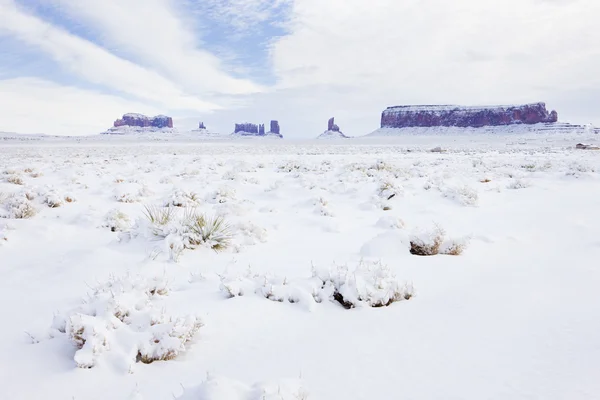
[187,213,232,252]
[6,175,24,185]
[409,226,445,256]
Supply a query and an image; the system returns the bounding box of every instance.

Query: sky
[0,0,599,138]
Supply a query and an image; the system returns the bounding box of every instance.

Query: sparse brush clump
[314,261,414,309]
[409,226,468,256]
[48,273,202,369]
[6,175,24,185]
[104,209,132,232]
[137,205,234,258]
[219,261,414,310]
[186,213,232,251]
[0,194,37,219]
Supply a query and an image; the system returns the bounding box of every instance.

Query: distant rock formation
[318,117,349,139]
[380,102,558,129]
[328,117,341,132]
[270,120,280,135]
[198,122,206,130]
[113,113,173,129]
[232,120,283,138]
[234,123,259,135]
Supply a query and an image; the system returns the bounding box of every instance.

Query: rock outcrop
[270,120,280,135]
[233,123,259,135]
[318,117,349,139]
[380,102,558,128]
[232,121,283,138]
[113,113,173,129]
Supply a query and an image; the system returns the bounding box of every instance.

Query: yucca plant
[187,213,232,252]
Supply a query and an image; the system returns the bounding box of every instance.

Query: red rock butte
[114,113,173,129]
[381,102,558,128]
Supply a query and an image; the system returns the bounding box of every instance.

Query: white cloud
[37,0,265,95]
[0,78,161,135]
[0,0,220,112]
[271,0,600,103]
[1,0,600,137]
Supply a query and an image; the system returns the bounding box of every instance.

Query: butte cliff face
[380,102,558,128]
[318,117,349,139]
[232,120,282,138]
[113,113,174,129]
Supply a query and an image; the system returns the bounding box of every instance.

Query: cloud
[0,77,161,135]
[1,0,599,137]
[271,0,600,102]
[33,0,265,95]
[0,0,219,111]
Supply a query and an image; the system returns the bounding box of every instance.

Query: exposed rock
[380,102,558,128]
[234,123,259,135]
[198,122,206,130]
[318,117,349,139]
[113,113,173,129]
[328,117,341,132]
[232,121,283,138]
[576,143,600,150]
[430,146,446,153]
[270,120,280,135]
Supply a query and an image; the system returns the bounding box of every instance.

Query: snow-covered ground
[1,132,600,399]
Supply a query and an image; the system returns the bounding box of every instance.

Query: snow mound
[47,273,202,369]
[317,130,349,139]
[177,376,308,400]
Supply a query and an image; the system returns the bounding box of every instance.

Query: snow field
[1,136,600,399]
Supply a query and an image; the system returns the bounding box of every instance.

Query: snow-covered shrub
[104,209,133,232]
[442,184,478,206]
[43,191,64,208]
[186,214,232,252]
[313,197,334,217]
[375,216,405,229]
[313,261,414,308]
[377,180,402,200]
[235,221,268,245]
[164,189,201,208]
[507,179,531,189]
[115,188,139,203]
[207,186,236,204]
[409,226,445,256]
[220,261,414,310]
[0,194,37,219]
[0,223,10,244]
[49,273,201,369]
[176,375,309,400]
[6,174,24,185]
[135,206,233,256]
[410,226,468,256]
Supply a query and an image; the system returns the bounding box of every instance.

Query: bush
[0,194,37,219]
[220,261,414,310]
[410,226,468,256]
[137,205,234,257]
[49,274,201,369]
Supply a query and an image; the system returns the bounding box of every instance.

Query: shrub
[410,226,468,256]
[187,214,232,252]
[6,175,23,185]
[49,274,201,369]
[104,209,133,232]
[0,195,37,219]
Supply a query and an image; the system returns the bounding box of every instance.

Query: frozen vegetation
[1,132,599,399]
